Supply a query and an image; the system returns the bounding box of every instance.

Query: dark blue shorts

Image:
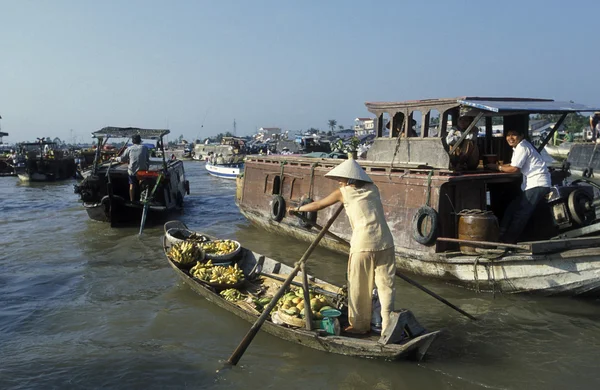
[128,175,138,185]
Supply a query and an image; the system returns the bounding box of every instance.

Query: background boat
[205,161,244,179]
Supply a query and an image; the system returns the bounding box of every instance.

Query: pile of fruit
[199,239,239,257]
[167,241,204,265]
[220,288,244,302]
[190,260,244,285]
[277,288,333,320]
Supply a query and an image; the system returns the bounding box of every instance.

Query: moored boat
[236,97,600,296]
[73,127,189,226]
[162,221,440,361]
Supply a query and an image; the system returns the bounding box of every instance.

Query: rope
[473,257,480,293]
[425,170,433,207]
[279,160,287,195]
[309,163,317,199]
[388,129,403,180]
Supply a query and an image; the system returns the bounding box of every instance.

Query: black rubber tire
[271,195,286,222]
[412,206,438,245]
[299,198,317,229]
[583,168,593,178]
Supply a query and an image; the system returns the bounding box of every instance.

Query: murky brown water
[1,161,600,389]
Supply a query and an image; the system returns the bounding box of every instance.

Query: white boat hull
[544,143,572,162]
[205,162,243,179]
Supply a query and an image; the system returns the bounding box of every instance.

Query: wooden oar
[227,204,344,366]
[290,210,478,321]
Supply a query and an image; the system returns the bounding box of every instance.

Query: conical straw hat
[325,159,373,183]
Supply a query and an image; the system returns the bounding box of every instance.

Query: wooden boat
[162,221,440,361]
[205,161,244,179]
[14,140,77,182]
[73,127,189,226]
[236,97,600,296]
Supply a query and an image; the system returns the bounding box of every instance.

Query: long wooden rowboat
[163,221,440,361]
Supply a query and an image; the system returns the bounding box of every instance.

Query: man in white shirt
[486,128,551,243]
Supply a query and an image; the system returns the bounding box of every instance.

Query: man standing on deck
[486,128,551,244]
[590,112,600,141]
[113,134,150,202]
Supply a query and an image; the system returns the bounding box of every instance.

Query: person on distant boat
[486,128,551,244]
[446,115,480,170]
[288,159,396,336]
[113,134,150,202]
[216,153,225,165]
[590,112,600,141]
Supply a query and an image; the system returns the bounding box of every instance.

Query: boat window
[407,111,420,138]
[426,110,440,138]
[390,112,404,138]
[376,114,385,137]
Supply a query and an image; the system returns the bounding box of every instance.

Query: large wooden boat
[13,140,77,182]
[236,97,600,296]
[163,221,440,361]
[73,127,189,226]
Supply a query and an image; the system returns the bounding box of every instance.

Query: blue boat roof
[458,98,599,113]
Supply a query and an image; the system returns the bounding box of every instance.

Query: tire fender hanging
[412,206,438,245]
[271,194,286,222]
[299,198,317,229]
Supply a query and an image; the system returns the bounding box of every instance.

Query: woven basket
[277,309,308,328]
[203,240,242,261]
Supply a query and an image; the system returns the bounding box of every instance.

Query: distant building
[353,117,376,136]
[257,127,282,142]
[336,129,355,140]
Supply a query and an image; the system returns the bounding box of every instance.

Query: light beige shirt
[339,183,394,253]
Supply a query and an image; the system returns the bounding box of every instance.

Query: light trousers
[347,247,396,334]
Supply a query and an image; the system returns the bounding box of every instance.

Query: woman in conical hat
[288,158,396,335]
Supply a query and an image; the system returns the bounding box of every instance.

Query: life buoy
[270,195,286,222]
[412,206,438,245]
[299,198,317,229]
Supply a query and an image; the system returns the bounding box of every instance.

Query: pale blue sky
[1,0,598,143]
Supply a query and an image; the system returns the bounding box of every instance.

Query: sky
[1,0,599,144]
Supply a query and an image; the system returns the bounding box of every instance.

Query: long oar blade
[139,203,149,235]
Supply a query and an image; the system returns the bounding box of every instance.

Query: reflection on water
[1,162,600,389]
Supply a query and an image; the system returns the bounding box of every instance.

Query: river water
[1,161,599,390]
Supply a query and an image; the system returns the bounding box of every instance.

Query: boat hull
[75,159,188,226]
[205,162,243,179]
[239,203,600,297]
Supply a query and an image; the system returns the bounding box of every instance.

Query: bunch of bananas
[200,240,239,256]
[168,241,203,265]
[220,288,244,302]
[190,261,244,285]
